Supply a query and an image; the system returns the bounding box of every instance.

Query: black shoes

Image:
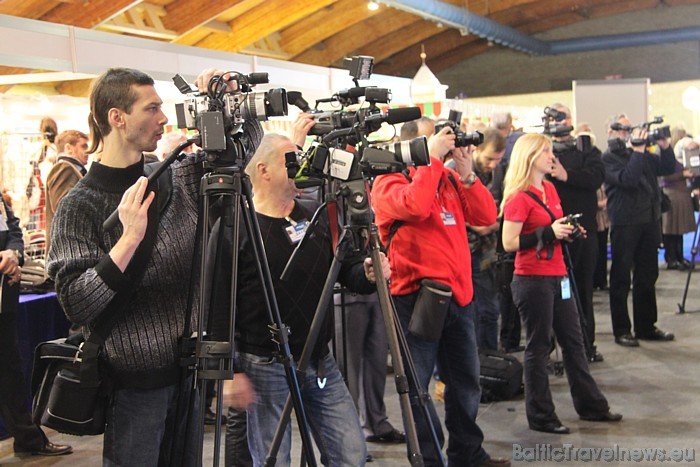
[15,441,73,457]
[529,421,570,435]
[365,428,406,443]
[615,334,639,347]
[637,328,675,341]
[580,411,623,422]
[366,453,374,462]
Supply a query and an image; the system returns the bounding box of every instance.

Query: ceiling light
[367,1,379,11]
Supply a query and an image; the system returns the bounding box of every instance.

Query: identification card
[284,220,309,244]
[441,212,457,226]
[561,277,571,300]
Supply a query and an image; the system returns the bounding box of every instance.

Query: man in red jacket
[372,124,507,467]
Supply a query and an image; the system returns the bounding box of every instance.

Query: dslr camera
[434,110,483,147]
[173,72,287,165]
[565,213,583,241]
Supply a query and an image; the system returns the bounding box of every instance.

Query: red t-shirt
[503,182,567,276]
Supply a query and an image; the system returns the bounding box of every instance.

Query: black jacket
[602,143,676,226]
[548,142,605,233]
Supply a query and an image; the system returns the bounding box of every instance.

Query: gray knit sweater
[47,123,262,389]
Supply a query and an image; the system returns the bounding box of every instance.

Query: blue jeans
[471,250,500,351]
[104,381,199,466]
[239,351,366,467]
[393,293,488,467]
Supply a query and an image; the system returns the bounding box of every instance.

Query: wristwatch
[460,172,477,187]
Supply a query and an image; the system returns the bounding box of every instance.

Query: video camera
[541,106,592,153]
[608,116,670,149]
[434,110,483,147]
[173,72,287,166]
[286,56,428,187]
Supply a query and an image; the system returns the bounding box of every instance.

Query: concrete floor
[2,264,699,466]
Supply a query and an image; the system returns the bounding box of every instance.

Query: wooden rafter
[192,0,338,53]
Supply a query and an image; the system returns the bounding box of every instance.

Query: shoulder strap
[523,190,556,222]
[81,166,169,385]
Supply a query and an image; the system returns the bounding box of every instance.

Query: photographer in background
[546,103,605,362]
[454,128,506,351]
[372,121,509,467]
[502,133,621,435]
[603,114,676,347]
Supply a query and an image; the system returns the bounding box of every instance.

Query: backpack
[479,349,523,402]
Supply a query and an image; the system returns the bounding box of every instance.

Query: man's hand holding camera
[428,126,456,162]
[291,113,316,148]
[194,68,240,93]
[550,157,568,182]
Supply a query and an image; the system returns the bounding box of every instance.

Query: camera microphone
[246,73,269,85]
[610,122,631,132]
[365,107,421,125]
[543,106,567,122]
[287,91,311,112]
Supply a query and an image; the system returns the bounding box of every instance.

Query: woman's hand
[552,217,575,240]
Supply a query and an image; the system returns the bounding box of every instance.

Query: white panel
[573,79,649,146]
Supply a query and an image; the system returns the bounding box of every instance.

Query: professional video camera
[286,56,427,187]
[609,116,671,148]
[541,106,592,153]
[173,72,287,166]
[434,110,483,147]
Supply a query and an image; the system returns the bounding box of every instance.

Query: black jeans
[511,275,609,426]
[0,281,47,452]
[609,222,661,337]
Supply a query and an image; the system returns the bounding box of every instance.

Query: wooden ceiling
[0,0,698,96]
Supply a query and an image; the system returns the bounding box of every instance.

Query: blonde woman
[500,133,621,434]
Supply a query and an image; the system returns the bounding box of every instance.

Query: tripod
[678,213,700,314]
[103,139,320,467]
[264,176,446,467]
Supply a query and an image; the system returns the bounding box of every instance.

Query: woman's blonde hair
[500,133,552,213]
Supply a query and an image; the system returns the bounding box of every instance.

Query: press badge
[284,220,309,244]
[561,277,571,300]
[441,212,457,226]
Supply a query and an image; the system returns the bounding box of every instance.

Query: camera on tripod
[286,55,428,186]
[434,110,483,147]
[173,72,287,165]
[565,213,584,240]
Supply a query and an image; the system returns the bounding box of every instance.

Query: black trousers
[511,275,609,426]
[0,281,46,452]
[609,222,661,337]
[593,229,609,289]
[663,234,685,264]
[567,232,598,347]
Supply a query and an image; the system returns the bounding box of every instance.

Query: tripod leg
[368,226,444,467]
[678,215,700,313]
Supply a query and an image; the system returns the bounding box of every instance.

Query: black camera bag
[30,161,171,435]
[479,349,523,402]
